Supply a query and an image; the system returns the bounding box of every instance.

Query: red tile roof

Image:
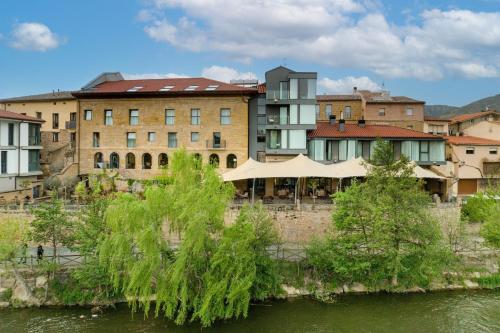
[358,90,424,104]
[74,77,256,96]
[445,135,500,146]
[308,123,441,139]
[0,110,44,122]
[450,110,499,124]
[316,94,361,101]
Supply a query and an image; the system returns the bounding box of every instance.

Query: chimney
[353,86,358,94]
[339,119,345,132]
[358,118,365,128]
[329,115,336,125]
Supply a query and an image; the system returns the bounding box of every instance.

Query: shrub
[461,193,496,223]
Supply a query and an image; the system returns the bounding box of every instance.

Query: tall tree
[30,194,72,260]
[309,140,449,288]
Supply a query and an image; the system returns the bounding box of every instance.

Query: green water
[1,290,499,333]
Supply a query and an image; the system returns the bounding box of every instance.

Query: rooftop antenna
[282,57,287,67]
[381,81,385,91]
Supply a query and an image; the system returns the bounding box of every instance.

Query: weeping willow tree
[99,149,279,326]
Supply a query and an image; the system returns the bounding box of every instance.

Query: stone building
[73,73,256,179]
[423,117,450,135]
[0,92,78,175]
[0,110,44,202]
[316,94,363,123]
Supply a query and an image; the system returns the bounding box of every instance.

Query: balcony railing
[206,140,226,149]
[65,120,77,129]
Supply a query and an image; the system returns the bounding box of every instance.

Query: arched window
[226,154,237,168]
[158,153,168,168]
[126,153,135,169]
[209,153,219,167]
[94,153,103,169]
[110,152,119,169]
[143,153,152,169]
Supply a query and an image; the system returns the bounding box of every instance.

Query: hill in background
[425,94,500,119]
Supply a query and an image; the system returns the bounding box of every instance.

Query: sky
[0,0,499,106]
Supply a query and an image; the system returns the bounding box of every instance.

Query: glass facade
[28,150,40,172]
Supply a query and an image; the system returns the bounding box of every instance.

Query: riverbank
[2,290,500,333]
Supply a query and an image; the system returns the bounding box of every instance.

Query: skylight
[184,85,199,91]
[159,85,175,92]
[205,85,219,91]
[127,86,143,92]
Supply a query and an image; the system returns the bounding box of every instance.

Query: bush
[0,288,12,302]
[461,193,496,223]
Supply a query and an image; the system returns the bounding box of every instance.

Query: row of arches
[94,152,238,169]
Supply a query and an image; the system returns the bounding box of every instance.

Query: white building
[0,110,44,200]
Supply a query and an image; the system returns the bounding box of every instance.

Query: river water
[1,290,499,333]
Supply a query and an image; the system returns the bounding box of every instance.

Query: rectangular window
[344,106,352,120]
[281,130,288,149]
[84,110,92,120]
[36,112,42,119]
[8,123,14,145]
[279,107,288,125]
[289,79,298,99]
[1,151,7,174]
[489,147,498,155]
[312,140,325,161]
[378,108,385,116]
[70,112,77,122]
[406,107,414,116]
[315,104,320,119]
[326,140,339,161]
[299,105,316,124]
[129,110,139,125]
[325,104,332,118]
[52,132,59,142]
[191,108,200,125]
[267,130,281,149]
[289,130,306,149]
[420,141,429,162]
[70,132,76,142]
[213,132,221,148]
[290,105,298,124]
[402,141,420,161]
[28,124,41,146]
[52,113,59,129]
[220,108,231,125]
[165,109,175,125]
[299,79,316,99]
[28,150,40,172]
[279,81,289,99]
[148,132,156,142]
[168,132,177,148]
[429,141,445,161]
[92,132,100,147]
[466,147,475,155]
[104,110,113,125]
[127,132,136,148]
[191,132,199,142]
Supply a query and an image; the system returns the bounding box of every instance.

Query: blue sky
[0,0,499,106]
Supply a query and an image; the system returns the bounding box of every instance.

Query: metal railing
[206,139,227,149]
[1,254,86,271]
[65,120,77,129]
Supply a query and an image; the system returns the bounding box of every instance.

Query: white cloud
[445,62,498,79]
[201,66,257,83]
[141,1,500,80]
[123,73,188,79]
[319,76,381,94]
[10,22,60,51]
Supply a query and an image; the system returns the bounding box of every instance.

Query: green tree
[30,194,72,260]
[480,186,500,248]
[308,140,450,288]
[99,150,279,326]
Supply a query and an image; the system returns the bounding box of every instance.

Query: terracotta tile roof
[257,83,266,94]
[74,77,256,97]
[316,94,361,101]
[450,110,499,124]
[358,90,424,104]
[445,135,500,146]
[424,116,451,122]
[0,91,75,103]
[0,110,44,122]
[308,123,441,139]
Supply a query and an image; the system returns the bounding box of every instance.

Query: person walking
[37,245,44,262]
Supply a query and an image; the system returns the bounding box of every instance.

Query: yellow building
[73,74,256,179]
[316,95,363,123]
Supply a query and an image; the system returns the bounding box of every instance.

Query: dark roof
[0,110,44,123]
[317,94,362,101]
[0,91,75,103]
[445,135,500,146]
[450,110,499,124]
[73,77,257,98]
[424,116,451,122]
[308,123,441,139]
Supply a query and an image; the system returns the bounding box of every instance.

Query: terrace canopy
[222,154,332,181]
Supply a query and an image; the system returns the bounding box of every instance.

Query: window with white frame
[165,109,175,125]
[127,132,136,148]
[191,109,200,125]
[148,132,156,142]
[406,107,414,116]
[84,110,92,120]
[466,147,475,155]
[129,110,139,125]
[220,108,231,125]
[104,110,113,125]
[489,147,497,155]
